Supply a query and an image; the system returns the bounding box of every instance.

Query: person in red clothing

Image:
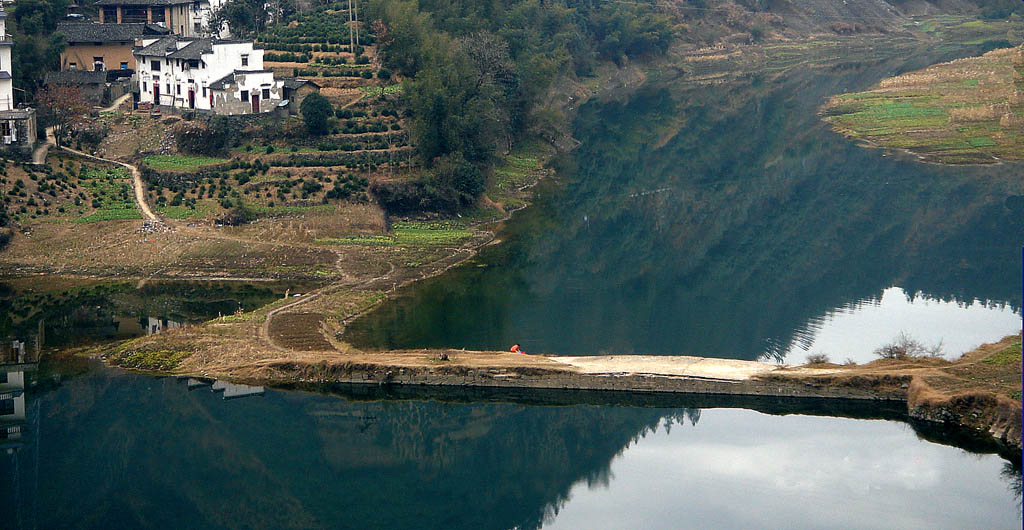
[510,344,524,354]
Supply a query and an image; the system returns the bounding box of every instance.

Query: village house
[134,36,283,115]
[0,9,37,155]
[95,0,228,38]
[280,77,321,115]
[56,22,171,71]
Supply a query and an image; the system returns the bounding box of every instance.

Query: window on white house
[241,90,249,101]
[143,81,147,91]
[262,88,270,99]
[151,60,161,71]
[241,54,249,67]
[165,83,171,93]
[201,87,206,97]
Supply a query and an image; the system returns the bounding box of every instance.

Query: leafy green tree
[300,93,334,135]
[12,0,68,100]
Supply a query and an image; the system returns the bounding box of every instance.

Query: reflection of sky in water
[542,409,1019,530]
[779,287,1021,365]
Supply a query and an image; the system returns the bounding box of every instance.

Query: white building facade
[134,36,282,115]
[0,11,14,112]
[0,9,37,152]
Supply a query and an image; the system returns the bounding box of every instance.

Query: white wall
[135,41,277,114]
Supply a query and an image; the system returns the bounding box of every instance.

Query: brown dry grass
[949,102,1011,122]
[789,334,1022,401]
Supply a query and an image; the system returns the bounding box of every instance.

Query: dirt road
[46,126,160,223]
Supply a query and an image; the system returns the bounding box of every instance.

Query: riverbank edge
[164,349,1021,458]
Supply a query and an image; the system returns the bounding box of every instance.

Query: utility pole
[348,0,354,53]
[353,0,359,51]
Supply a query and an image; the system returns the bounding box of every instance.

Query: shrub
[301,93,334,135]
[216,206,251,225]
[377,68,392,81]
[873,332,944,360]
[805,353,830,365]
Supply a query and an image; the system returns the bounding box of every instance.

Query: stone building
[56,22,171,71]
[94,0,228,38]
[280,77,321,115]
[134,36,283,115]
[43,70,133,107]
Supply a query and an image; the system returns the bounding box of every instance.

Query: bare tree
[37,84,89,147]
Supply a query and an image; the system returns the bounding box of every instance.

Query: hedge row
[266,149,407,168]
[138,160,234,188]
[292,68,377,78]
[264,52,311,63]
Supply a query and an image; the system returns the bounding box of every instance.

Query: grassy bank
[823,45,1024,164]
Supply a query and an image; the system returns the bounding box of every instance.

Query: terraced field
[823,44,1024,164]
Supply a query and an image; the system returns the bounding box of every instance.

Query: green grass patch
[361,84,404,99]
[316,235,395,246]
[143,154,229,171]
[316,221,474,247]
[72,167,141,223]
[247,203,337,215]
[984,341,1022,366]
[74,209,142,223]
[392,224,473,246]
[966,136,997,147]
[115,349,191,371]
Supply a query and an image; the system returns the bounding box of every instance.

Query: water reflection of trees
[2,368,1020,530]
[349,43,1023,360]
[1001,461,1023,512]
[0,280,304,347]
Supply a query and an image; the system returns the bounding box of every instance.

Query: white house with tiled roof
[0,9,37,153]
[134,35,282,114]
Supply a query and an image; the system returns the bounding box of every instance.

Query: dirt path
[47,126,160,223]
[98,93,132,113]
[30,141,50,166]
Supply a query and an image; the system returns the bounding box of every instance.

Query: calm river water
[0,367,1020,529]
[347,42,1023,365]
[1,37,1022,529]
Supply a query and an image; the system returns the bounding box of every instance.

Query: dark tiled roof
[135,36,182,57]
[0,110,35,120]
[209,72,234,90]
[280,77,320,89]
[95,0,190,5]
[57,23,170,43]
[167,38,212,59]
[45,70,108,85]
[0,72,11,80]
